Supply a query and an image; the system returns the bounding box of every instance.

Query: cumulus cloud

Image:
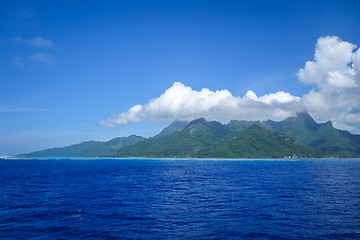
[101,36,360,133]
[100,82,303,127]
[298,36,357,88]
[14,36,54,48]
[298,36,360,131]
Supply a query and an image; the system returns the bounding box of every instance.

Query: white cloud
[298,36,357,88]
[298,36,360,131]
[29,53,54,65]
[14,36,54,48]
[101,36,360,133]
[11,36,54,67]
[12,53,54,68]
[100,82,302,127]
[29,37,54,48]
[258,91,300,104]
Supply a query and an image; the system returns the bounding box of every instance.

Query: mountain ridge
[23,112,360,158]
[152,120,188,139]
[22,135,145,157]
[115,116,325,158]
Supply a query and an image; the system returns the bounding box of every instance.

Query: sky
[1,0,360,155]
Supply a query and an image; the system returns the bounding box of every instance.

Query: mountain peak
[295,111,313,119]
[189,118,207,125]
[284,111,317,129]
[322,120,333,127]
[170,121,189,128]
[152,120,188,139]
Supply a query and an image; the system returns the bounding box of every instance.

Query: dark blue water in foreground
[1,159,360,239]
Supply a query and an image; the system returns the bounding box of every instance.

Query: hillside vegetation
[24,112,360,158]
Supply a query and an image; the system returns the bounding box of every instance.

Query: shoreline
[2,157,360,161]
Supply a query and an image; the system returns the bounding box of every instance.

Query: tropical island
[22,112,360,158]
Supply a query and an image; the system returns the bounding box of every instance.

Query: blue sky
[1,0,360,155]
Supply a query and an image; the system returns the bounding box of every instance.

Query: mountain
[204,125,323,158]
[116,118,232,158]
[152,120,188,139]
[228,119,262,132]
[22,112,360,158]
[263,112,360,157]
[227,112,360,157]
[23,135,145,157]
[116,118,323,158]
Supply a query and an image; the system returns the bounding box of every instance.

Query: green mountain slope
[116,118,231,158]
[152,120,188,139]
[263,112,323,144]
[23,135,145,157]
[21,112,360,158]
[227,119,262,132]
[263,112,360,156]
[116,119,322,158]
[204,125,323,158]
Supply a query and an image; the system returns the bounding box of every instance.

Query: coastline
[2,156,360,161]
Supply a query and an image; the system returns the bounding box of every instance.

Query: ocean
[0,158,359,239]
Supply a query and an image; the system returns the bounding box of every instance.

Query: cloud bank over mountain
[101,36,360,132]
[100,82,303,127]
[299,36,360,132]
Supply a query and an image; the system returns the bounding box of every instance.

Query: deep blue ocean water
[0,158,360,240]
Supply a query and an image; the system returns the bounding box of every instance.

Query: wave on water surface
[0,158,360,239]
